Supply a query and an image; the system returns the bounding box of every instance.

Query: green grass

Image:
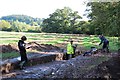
[81,36,119,52]
[1,52,32,60]
[0,31,118,51]
[1,52,20,60]
[46,41,59,45]
[0,31,119,59]
[0,40,18,44]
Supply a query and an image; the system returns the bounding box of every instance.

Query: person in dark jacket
[72,44,77,58]
[99,35,109,53]
[18,36,30,69]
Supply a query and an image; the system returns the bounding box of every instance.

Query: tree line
[0,2,120,37]
[86,2,120,37]
[0,15,43,32]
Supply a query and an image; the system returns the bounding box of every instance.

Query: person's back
[67,43,74,54]
[99,36,108,44]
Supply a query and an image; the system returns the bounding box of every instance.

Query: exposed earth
[0,42,61,53]
[1,42,120,79]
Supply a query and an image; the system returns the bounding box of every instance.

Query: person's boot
[102,49,105,53]
[107,49,109,53]
[106,47,109,53]
[19,61,25,70]
[19,64,23,70]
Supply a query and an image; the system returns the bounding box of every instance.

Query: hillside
[0,15,43,26]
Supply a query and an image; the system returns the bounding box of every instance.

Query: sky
[0,0,89,20]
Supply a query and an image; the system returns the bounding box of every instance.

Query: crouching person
[18,36,30,69]
[83,47,97,56]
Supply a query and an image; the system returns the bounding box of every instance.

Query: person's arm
[99,37,103,45]
[26,46,31,49]
[19,42,26,48]
[99,40,103,45]
[20,42,31,49]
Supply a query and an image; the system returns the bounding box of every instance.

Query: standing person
[72,44,77,58]
[18,36,30,69]
[99,35,109,53]
[67,40,74,59]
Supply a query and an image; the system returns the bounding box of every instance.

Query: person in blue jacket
[99,35,109,53]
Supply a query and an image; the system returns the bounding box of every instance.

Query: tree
[11,20,28,32]
[86,2,120,36]
[0,15,43,32]
[42,7,82,33]
[0,20,11,31]
[1,15,43,26]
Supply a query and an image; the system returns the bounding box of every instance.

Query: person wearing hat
[66,39,74,59]
[18,36,30,69]
[99,35,109,53]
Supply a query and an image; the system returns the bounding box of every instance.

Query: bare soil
[0,42,61,53]
[0,44,18,53]
[84,56,120,79]
[1,42,120,79]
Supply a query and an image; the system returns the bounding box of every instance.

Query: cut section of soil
[0,42,61,53]
[0,44,18,53]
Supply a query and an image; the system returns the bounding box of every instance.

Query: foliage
[0,4,119,37]
[86,2,120,37]
[42,7,83,34]
[0,15,42,32]
[1,15,43,26]
[0,20,11,31]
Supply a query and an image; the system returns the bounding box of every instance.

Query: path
[2,54,110,79]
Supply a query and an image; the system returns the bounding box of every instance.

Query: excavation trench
[2,52,114,79]
[0,51,64,74]
[1,43,119,79]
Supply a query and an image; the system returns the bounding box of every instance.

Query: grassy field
[0,31,119,59]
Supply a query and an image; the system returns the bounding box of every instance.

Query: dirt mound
[27,42,60,52]
[84,56,120,78]
[0,44,18,53]
[0,42,61,53]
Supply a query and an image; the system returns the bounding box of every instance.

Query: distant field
[0,31,119,52]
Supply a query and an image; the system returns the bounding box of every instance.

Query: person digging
[18,36,31,69]
[98,35,109,53]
